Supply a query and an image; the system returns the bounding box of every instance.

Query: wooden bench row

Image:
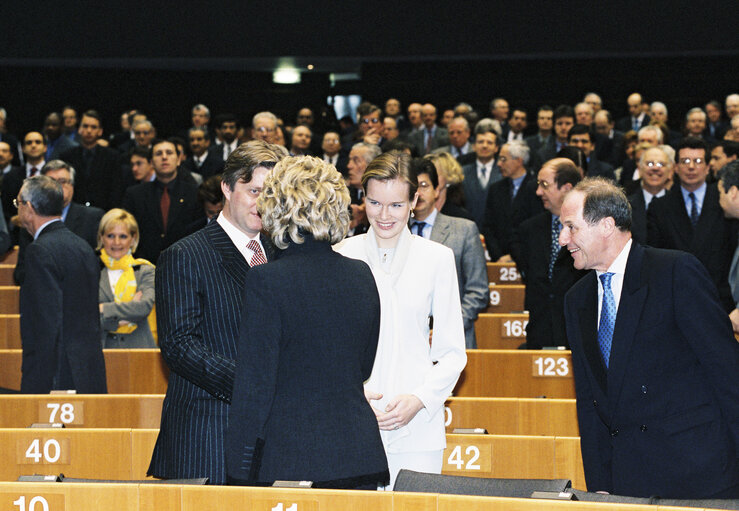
[0,395,580,436]
[0,429,586,490]
[1,312,531,350]
[0,349,575,398]
[0,481,706,511]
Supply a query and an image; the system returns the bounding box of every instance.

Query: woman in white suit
[336,151,467,489]
[97,208,156,349]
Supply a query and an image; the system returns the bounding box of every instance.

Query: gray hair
[575,177,632,232]
[505,140,530,166]
[252,111,278,129]
[686,107,707,121]
[638,145,672,166]
[20,175,64,216]
[188,125,209,138]
[41,159,76,185]
[650,101,668,116]
[191,104,210,117]
[352,142,382,164]
[638,125,664,143]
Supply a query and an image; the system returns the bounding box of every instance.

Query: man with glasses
[648,137,736,311]
[252,111,278,144]
[628,146,674,244]
[13,160,104,284]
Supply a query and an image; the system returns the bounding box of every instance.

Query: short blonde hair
[96,208,139,252]
[258,156,350,249]
[362,151,416,201]
[425,151,464,185]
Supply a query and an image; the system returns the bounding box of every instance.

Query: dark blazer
[60,145,123,210]
[586,157,615,181]
[462,161,502,228]
[533,137,565,172]
[122,176,202,264]
[409,127,449,155]
[19,221,106,393]
[429,213,489,349]
[595,130,625,167]
[647,184,737,311]
[564,243,739,498]
[615,114,650,133]
[14,202,104,284]
[47,135,78,161]
[524,133,550,158]
[148,220,276,484]
[480,173,542,261]
[617,159,641,196]
[181,149,225,180]
[1,165,24,225]
[512,211,587,348]
[226,236,388,488]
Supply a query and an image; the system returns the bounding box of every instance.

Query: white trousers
[379,449,444,491]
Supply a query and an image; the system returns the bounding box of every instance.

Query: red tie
[160,186,170,231]
[30,167,38,177]
[247,239,267,266]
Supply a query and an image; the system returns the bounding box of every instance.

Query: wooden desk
[0,247,18,265]
[474,313,529,349]
[0,286,19,314]
[486,262,522,285]
[486,284,525,313]
[0,314,20,349]
[0,264,15,286]
[454,350,575,398]
[0,395,164,428]
[0,350,169,393]
[445,397,578,437]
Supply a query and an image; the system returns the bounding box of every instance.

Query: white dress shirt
[217,213,265,263]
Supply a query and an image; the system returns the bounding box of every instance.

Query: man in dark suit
[511,159,585,348]
[180,126,224,179]
[409,103,449,156]
[59,110,123,211]
[0,141,22,223]
[593,110,625,167]
[615,92,650,133]
[410,159,488,348]
[709,140,739,181]
[463,124,502,228]
[648,137,737,311]
[434,117,474,164]
[717,161,739,334]
[704,100,728,140]
[148,140,287,484]
[481,140,542,261]
[320,131,347,176]
[122,139,203,263]
[14,160,104,284]
[43,112,77,161]
[627,146,672,244]
[524,106,553,159]
[533,105,574,172]
[560,177,739,498]
[17,175,106,394]
[567,125,615,180]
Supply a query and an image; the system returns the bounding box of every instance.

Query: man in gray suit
[717,160,739,335]
[409,103,449,155]
[410,158,488,348]
[148,140,288,484]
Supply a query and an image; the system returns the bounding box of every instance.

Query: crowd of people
[1,90,738,497]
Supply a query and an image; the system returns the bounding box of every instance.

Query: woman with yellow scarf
[97,208,156,348]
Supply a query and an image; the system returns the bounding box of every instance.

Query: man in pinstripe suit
[148,140,288,484]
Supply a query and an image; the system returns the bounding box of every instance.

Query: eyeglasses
[679,158,705,166]
[537,180,555,189]
[644,161,666,168]
[52,178,73,185]
[255,127,276,133]
[13,198,28,209]
[362,118,380,124]
[418,181,432,189]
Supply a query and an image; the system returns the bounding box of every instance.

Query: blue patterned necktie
[413,221,427,237]
[598,272,616,368]
[688,192,699,226]
[548,218,561,280]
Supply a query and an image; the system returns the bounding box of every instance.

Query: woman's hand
[376,394,424,431]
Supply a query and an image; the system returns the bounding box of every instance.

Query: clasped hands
[364,388,424,431]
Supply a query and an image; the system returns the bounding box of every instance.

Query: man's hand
[730,308,739,335]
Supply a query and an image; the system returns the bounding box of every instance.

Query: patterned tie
[413,221,427,237]
[247,239,267,266]
[425,129,432,153]
[548,218,561,280]
[598,272,616,368]
[479,165,489,188]
[688,192,699,226]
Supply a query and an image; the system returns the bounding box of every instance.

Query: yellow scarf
[100,249,154,335]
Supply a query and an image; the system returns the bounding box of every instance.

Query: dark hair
[198,175,224,206]
[676,136,710,161]
[551,159,582,188]
[381,138,417,157]
[719,161,739,191]
[575,177,632,232]
[567,124,593,142]
[81,109,102,123]
[130,145,152,161]
[714,140,739,159]
[188,126,209,138]
[553,104,575,122]
[511,107,527,117]
[168,137,185,156]
[557,146,589,173]
[410,157,438,189]
[20,175,64,216]
[538,105,553,114]
[215,113,239,129]
[222,139,288,191]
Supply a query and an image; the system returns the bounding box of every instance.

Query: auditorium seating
[486,284,525,313]
[0,428,586,489]
[0,350,169,393]
[0,286,19,314]
[487,262,522,285]
[393,469,571,497]
[0,314,20,348]
[0,264,14,285]
[474,313,529,349]
[0,247,18,265]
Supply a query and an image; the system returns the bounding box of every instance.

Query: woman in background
[336,151,467,489]
[97,208,155,348]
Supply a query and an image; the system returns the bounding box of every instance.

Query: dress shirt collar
[26,161,45,177]
[413,208,438,239]
[217,212,264,262]
[61,203,71,222]
[1,164,11,175]
[511,173,526,196]
[641,187,665,208]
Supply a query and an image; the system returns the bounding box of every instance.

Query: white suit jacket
[336,227,467,453]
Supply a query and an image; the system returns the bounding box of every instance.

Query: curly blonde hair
[258,156,350,249]
[425,151,465,185]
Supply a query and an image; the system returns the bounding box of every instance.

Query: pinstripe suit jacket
[147,218,276,484]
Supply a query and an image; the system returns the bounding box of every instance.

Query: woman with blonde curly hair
[424,151,474,220]
[226,155,389,489]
